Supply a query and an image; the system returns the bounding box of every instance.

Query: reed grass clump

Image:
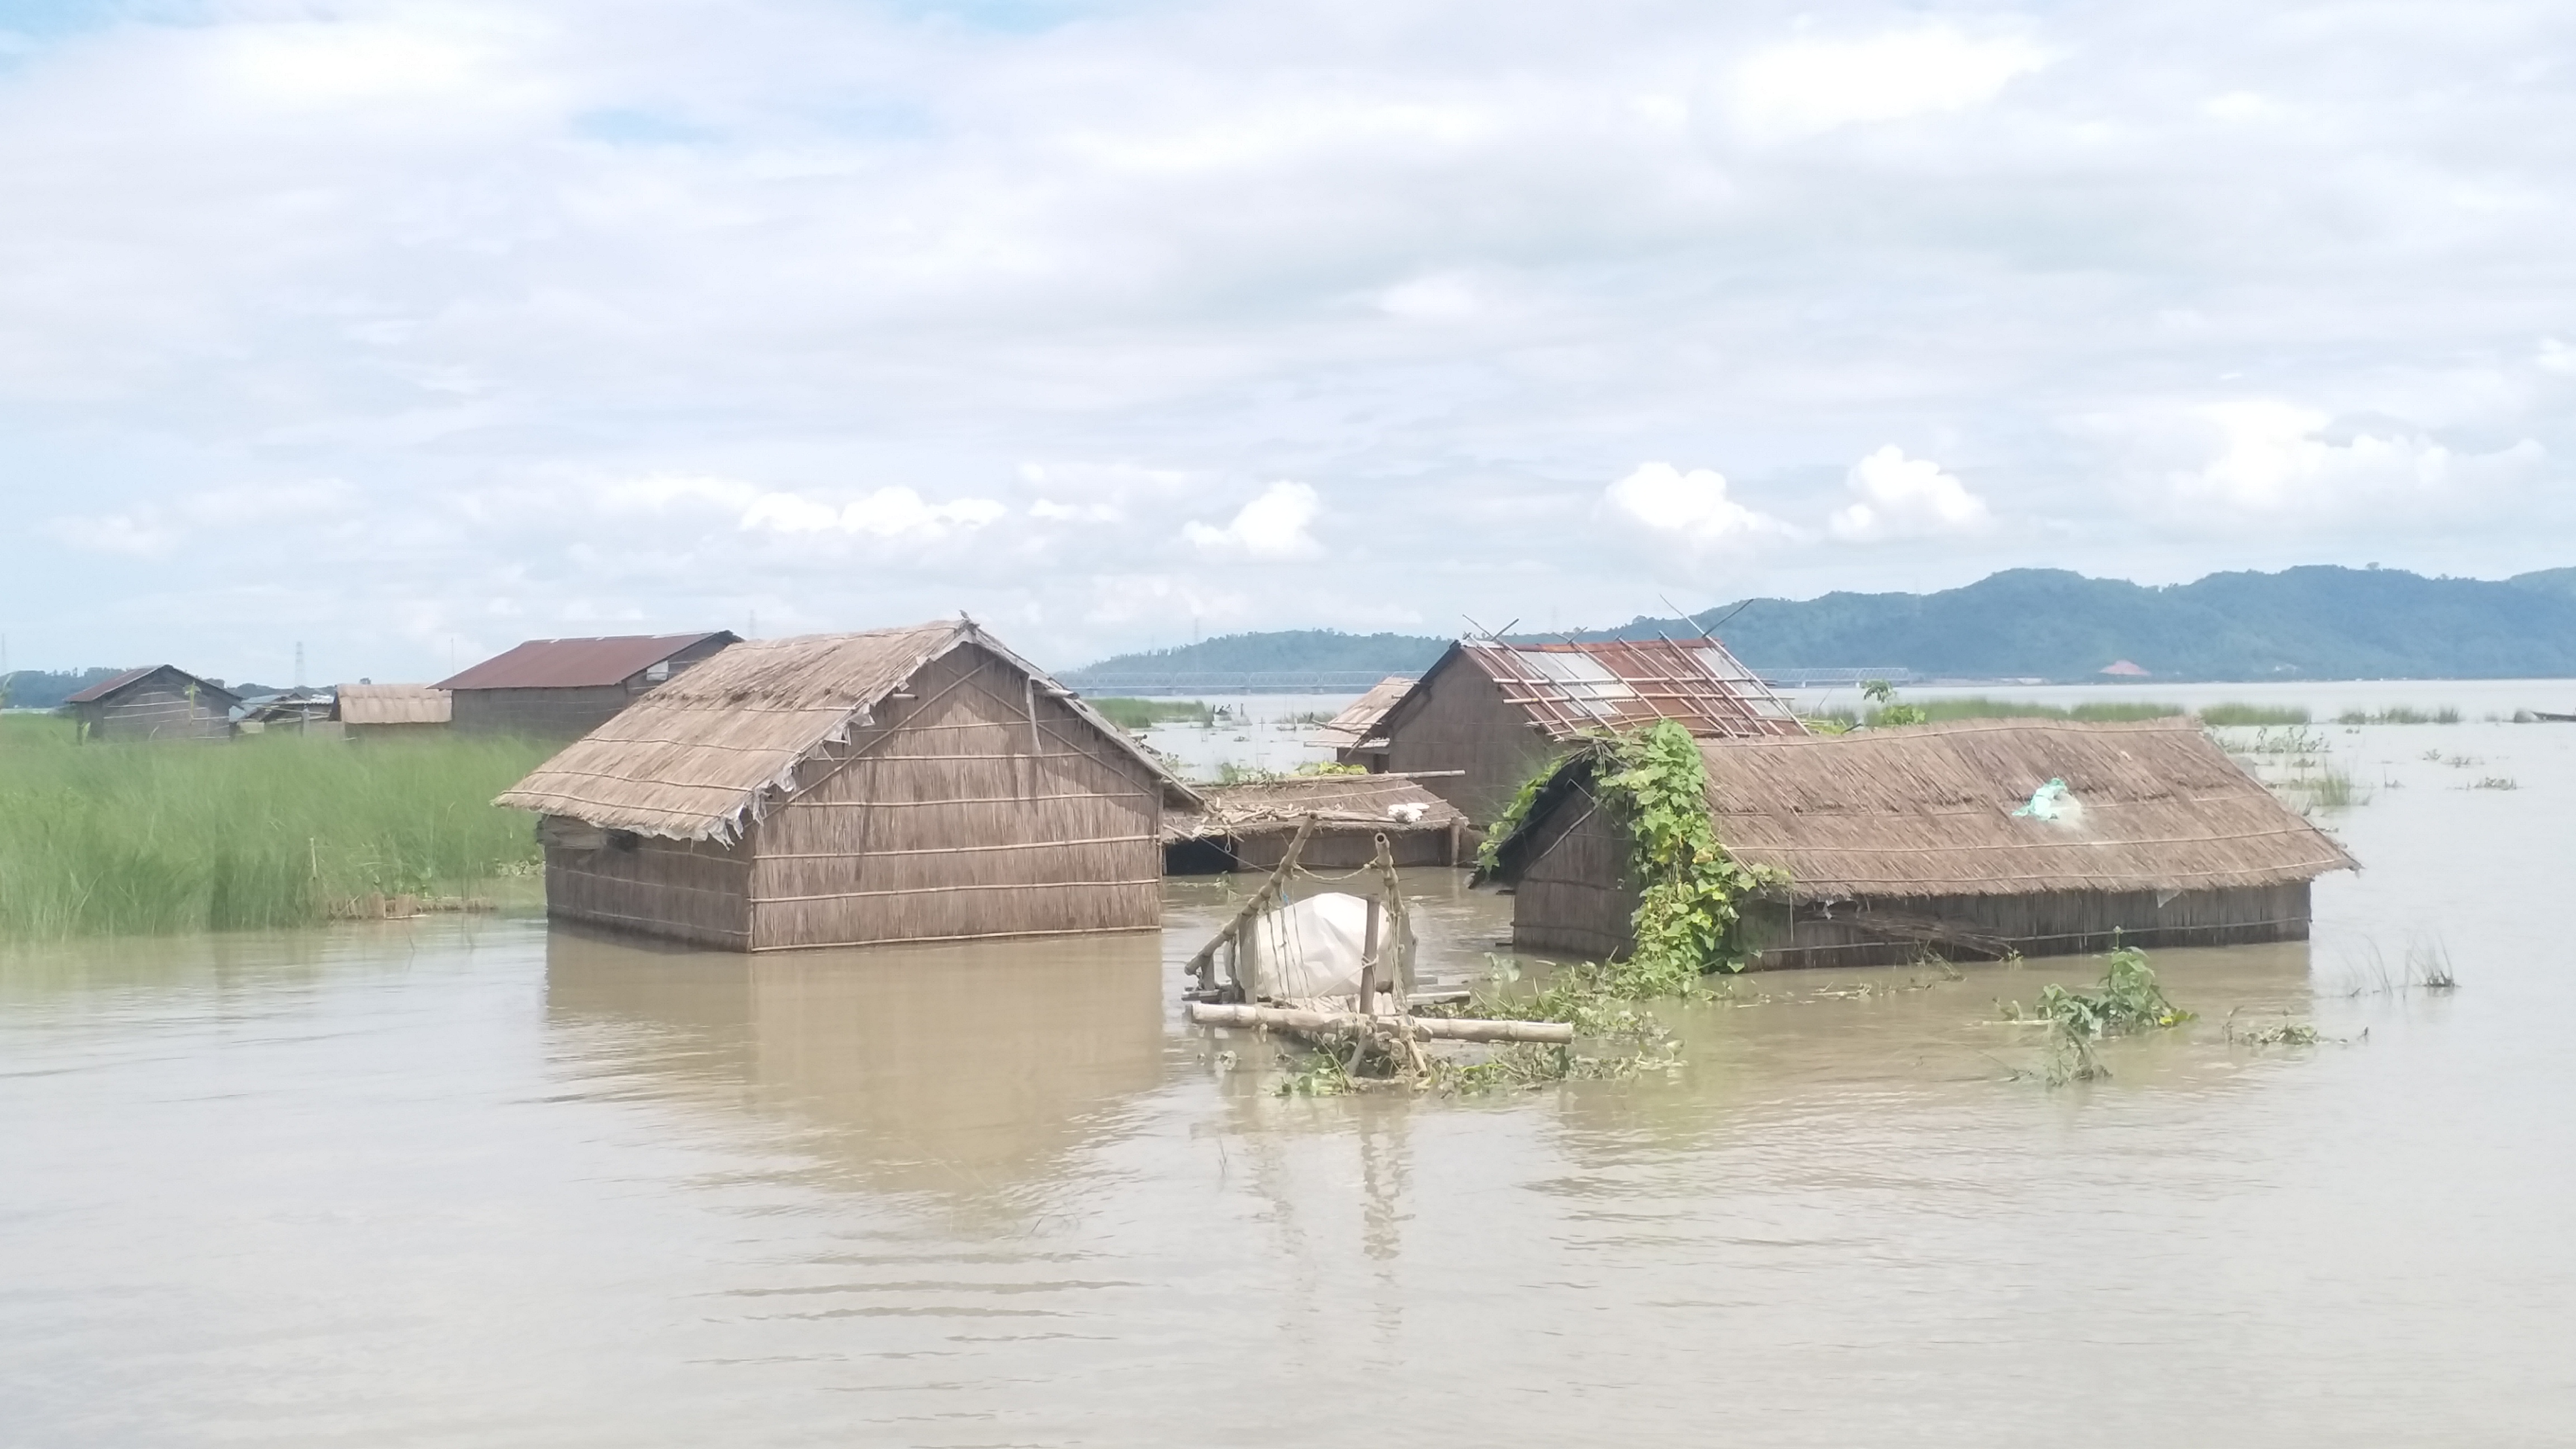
[1863,696,2189,726]
[0,719,549,941]
[2198,702,2310,726]
[2336,705,2462,725]
[1087,697,1219,730]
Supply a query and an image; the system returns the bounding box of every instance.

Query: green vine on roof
[1478,719,1778,982]
[1599,719,1776,982]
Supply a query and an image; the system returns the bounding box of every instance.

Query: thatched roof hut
[335,683,452,735]
[1490,719,2356,969]
[1162,773,1469,874]
[497,619,1199,952]
[1312,675,1416,765]
[438,631,738,738]
[1365,637,1806,826]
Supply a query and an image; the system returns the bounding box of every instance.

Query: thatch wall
[1375,655,1561,827]
[746,647,1163,950]
[1500,719,2356,969]
[72,681,236,742]
[544,829,754,949]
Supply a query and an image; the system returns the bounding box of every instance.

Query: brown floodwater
[4,723,2572,1446]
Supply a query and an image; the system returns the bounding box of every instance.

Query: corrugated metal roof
[64,666,239,706]
[1311,675,1416,747]
[1459,638,1804,741]
[435,632,737,691]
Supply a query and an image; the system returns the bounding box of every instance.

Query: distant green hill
[0,667,125,711]
[1064,565,2576,683]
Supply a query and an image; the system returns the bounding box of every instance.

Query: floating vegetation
[2001,947,2194,1085]
[2336,705,2463,725]
[2229,1016,2322,1047]
[2234,725,2331,756]
[2467,776,2520,791]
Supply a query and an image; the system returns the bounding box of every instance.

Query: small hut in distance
[439,631,738,738]
[1488,718,2356,969]
[62,666,239,742]
[496,619,1200,953]
[1365,637,1806,826]
[336,684,452,737]
[1313,675,1416,768]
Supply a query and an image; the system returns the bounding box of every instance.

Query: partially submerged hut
[1312,675,1416,766]
[335,683,452,737]
[1489,719,2356,969]
[1366,638,1805,826]
[1162,774,1469,874]
[61,666,240,742]
[438,631,738,738]
[495,619,1200,952]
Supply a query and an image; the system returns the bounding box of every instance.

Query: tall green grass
[0,717,550,941]
[1086,697,1219,730]
[1824,698,2309,728]
[2335,705,2462,725]
[2198,702,2311,726]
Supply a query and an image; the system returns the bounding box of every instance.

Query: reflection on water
[0,722,2570,1446]
[544,926,1167,1209]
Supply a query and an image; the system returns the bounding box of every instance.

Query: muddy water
[4,724,2573,1446]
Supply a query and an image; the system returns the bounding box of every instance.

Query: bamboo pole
[1186,1002,1573,1045]
[1184,814,1318,995]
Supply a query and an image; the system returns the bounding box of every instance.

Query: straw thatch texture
[1692,719,2354,897]
[1500,719,2357,968]
[336,684,451,727]
[1162,774,1467,872]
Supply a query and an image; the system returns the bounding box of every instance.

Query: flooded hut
[495,619,1200,953]
[1365,637,1806,827]
[1487,718,2356,969]
[335,683,452,738]
[438,631,738,738]
[1312,675,1417,767]
[61,666,240,742]
[1162,773,1469,874]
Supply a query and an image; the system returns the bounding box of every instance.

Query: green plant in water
[1861,679,1929,727]
[2023,946,2194,1085]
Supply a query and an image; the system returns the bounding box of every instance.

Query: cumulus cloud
[1184,481,1322,558]
[1829,447,1992,541]
[740,487,1006,538]
[1732,27,2048,138]
[2165,401,2544,518]
[1603,462,1794,551]
[49,480,357,558]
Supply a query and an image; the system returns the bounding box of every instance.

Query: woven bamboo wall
[75,685,233,742]
[1377,659,1562,828]
[546,832,754,949]
[1508,784,1638,960]
[453,684,644,739]
[746,646,1163,950]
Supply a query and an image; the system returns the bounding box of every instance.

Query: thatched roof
[1498,719,2355,897]
[1311,676,1416,749]
[336,684,451,726]
[1163,773,1467,843]
[496,619,1198,842]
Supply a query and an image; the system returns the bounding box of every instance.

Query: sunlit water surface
[4,721,2573,1446]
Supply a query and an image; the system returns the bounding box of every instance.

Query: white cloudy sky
[3,0,2572,680]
